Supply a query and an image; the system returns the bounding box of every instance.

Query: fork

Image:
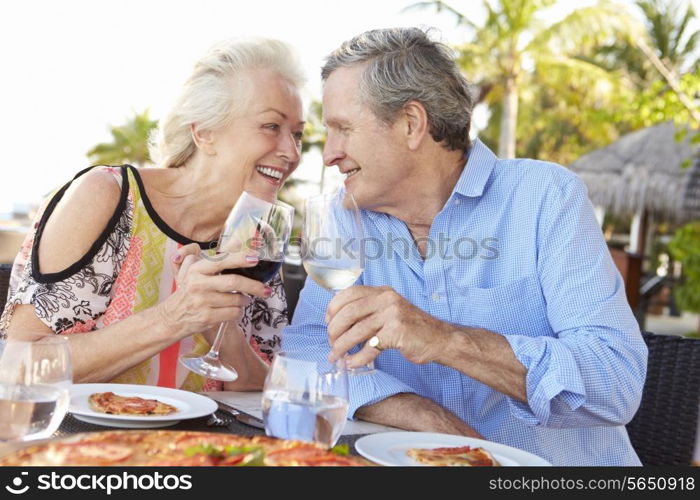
[205,411,231,428]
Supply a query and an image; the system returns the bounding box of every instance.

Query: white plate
[69,383,217,429]
[355,432,551,466]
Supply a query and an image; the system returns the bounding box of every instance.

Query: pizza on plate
[0,430,371,466]
[88,392,178,416]
[407,445,500,466]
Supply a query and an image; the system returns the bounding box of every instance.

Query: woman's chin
[243,179,280,201]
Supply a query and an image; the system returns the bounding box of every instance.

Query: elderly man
[283,27,647,466]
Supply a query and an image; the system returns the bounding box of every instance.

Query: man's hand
[326,285,528,402]
[326,285,450,369]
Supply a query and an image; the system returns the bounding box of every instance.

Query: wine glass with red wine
[179,191,294,381]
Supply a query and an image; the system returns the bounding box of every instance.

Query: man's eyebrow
[323,117,346,128]
[259,108,305,126]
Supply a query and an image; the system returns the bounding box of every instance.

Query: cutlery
[215,401,265,429]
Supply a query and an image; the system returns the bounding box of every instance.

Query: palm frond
[401,0,479,29]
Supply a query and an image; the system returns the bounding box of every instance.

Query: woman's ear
[402,100,429,151]
[191,123,217,156]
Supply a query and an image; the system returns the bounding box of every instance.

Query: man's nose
[322,135,344,166]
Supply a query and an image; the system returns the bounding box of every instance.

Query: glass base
[179,355,238,382]
[347,362,376,376]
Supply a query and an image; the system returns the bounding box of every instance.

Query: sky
[0,0,693,214]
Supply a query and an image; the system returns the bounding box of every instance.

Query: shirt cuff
[347,369,418,420]
[505,334,587,426]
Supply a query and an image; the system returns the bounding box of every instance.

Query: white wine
[303,262,362,291]
[262,390,349,447]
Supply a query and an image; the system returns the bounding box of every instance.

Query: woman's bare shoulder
[37,167,125,274]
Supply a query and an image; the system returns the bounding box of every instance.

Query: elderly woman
[0,38,305,392]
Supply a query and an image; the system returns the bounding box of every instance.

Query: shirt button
[431,292,441,301]
[454,199,461,205]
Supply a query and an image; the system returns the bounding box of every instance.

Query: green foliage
[622,69,700,129]
[412,0,643,161]
[87,110,158,167]
[408,0,700,163]
[668,221,700,313]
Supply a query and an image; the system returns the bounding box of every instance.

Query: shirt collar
[365,138,497,221]
[453,138,497,199]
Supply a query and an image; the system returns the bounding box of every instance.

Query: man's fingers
[326,285,380,322]
[328,315,381,362]
[344,343,381,370]
[327,296,376,343]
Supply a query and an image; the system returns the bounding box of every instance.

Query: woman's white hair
[150,38,306,168]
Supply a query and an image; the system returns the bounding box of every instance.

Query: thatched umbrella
[569,122,700,318]
[569,121,700,224]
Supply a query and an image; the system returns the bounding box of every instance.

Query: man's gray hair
[321,27,475,151]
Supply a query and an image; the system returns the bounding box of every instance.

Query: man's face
[322,65,409,213]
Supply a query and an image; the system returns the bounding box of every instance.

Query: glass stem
[206,322,228,360]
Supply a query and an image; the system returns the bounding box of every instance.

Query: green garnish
[330,444,350,456]
[184,444,266,466]
[185,443,224,458]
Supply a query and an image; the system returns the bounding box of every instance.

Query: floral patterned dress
[0,165,288,391]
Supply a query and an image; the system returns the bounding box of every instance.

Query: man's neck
[388,147,466,228]
[390,146,467,258]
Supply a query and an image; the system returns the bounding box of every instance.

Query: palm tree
[594,0,700,124]
[409,0,643,158]
[637,0,699,74]
[87,110,158,167]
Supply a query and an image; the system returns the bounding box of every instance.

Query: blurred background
[1,0,699,335]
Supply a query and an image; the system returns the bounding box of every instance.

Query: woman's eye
[293,132,304,143]
[264,123,280,131]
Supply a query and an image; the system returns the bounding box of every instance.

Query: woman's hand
[157,243,271,338]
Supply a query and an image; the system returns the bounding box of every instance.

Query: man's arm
[355,393,482,438]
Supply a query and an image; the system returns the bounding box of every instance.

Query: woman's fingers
[206,274,271,297]
[202,290,253,309]
[194,251,260,276]
[171,243,202,274]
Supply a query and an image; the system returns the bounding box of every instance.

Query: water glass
[262,351,349,448]
[0,335,72,441]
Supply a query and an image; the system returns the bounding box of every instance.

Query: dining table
[50,390,391,456]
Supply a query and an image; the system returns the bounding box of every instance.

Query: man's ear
[403,101,429,151]
[190,123,217,156]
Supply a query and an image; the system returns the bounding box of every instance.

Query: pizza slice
[88,391,178,416]
[407,445,500,466]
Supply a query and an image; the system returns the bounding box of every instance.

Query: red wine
[221,260,283,283]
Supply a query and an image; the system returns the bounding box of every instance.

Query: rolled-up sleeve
[504,176,647,428]
[282,276,417,419]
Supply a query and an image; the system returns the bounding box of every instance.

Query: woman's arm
[5,169,268,384]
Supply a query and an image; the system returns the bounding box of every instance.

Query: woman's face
[209,69,305,201]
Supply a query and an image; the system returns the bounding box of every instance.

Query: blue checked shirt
[283,139,647,466]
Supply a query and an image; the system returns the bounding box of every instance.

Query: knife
[215,401,265,430]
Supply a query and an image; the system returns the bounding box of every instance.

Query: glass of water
[0,335,72,442]
[262,351,349,448]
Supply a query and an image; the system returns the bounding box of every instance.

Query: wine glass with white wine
[302,189,373,373]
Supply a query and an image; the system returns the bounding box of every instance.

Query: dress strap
[30,165,131,283]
